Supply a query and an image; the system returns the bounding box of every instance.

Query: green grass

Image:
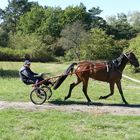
[0,62,140,140]
[0,109,140,140]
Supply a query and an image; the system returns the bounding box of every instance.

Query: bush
[0,47,28,61]
[129,34,140,60]
[29,46,57,62]
[80,28,128,60]
[128,34,140,73]
[0,47,57,62]
[0,33,57,62]
[64,49,76,61]
[0,28,9,47]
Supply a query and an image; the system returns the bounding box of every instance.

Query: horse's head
[124,52,139,67]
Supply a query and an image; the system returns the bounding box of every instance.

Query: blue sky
[1,0,140,18]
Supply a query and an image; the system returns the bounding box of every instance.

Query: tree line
[0,0,140,62]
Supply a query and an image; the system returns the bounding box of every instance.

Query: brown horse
[63,52,139,104]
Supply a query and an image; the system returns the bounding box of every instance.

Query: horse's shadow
[49,99,140,108]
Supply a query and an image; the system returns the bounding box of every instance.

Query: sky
[0,0,140,18]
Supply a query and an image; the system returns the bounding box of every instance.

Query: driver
[19,60,52,86]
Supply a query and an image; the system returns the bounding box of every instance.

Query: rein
[123,53,129,60]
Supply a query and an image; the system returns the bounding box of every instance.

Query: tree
[18,6,64,38]
[106,13,137,40]
[18,5,45,34]
[128,11,140,32]
[62,3,91,28]
[129,34,140,60]
[38,7,64,37]
[0,27,9,47]
[88,7,108,30]
[81,28,126,60]
[0,0,38,34]
[7,32,55,61]
[60,20,88,60]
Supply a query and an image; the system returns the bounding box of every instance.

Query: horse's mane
[111,54,124,67]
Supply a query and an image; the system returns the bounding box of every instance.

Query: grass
[0,61,140,140]
[0,109,140,140]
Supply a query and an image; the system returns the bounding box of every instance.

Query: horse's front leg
[116,81,128,104]
[99,82,115,99]
[64,78,81,101]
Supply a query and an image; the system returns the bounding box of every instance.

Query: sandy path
[0,101,140,116]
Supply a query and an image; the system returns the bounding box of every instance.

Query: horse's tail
[64,62,77,74]
[53,63,77,90]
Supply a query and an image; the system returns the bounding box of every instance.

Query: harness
[106,62,109,72]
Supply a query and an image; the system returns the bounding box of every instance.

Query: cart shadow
[0,69,19,78]
[49,99,140,108]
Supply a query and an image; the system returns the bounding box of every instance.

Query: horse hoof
[87,101,92,105]
[64,96,67,101]
[124,101,129,105]
[99,96,103,99]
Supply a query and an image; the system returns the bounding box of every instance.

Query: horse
[61,52,139,104]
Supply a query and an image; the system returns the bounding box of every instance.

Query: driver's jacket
[19,66,38,84]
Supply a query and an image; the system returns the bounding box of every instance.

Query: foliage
[18,3,89,38]
[8,33,43,50]
[0,47,27,61]
[29,45,56,62]
[64,49,77,61]
[129,34,140,60]
[0,33,56,61]
[60,20,88,60]
[0,0,38,34]
[0,1,140,61]
[81,28,127,60]
[38,7,64,37]
[0,27,9,47]
[88,7,108,30]
[18,6,64,37]
[128,11,140,32]
[62,3,89,25]
[106,13,137,40]
[18,5,45,34]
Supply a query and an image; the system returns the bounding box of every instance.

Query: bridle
[123,52,138,67]
[123,53,129,60]
[123,52,134,65]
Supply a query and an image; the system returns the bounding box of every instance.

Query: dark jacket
[19,66,38,84]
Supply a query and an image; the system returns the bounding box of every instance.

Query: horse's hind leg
[116,81,128,104]
[82,78,91,102]
[99,82,115,99]
[64,77,81,101]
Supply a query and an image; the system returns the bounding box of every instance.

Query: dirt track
[0,101,140,116]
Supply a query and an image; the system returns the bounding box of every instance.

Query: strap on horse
[106,63,109,72]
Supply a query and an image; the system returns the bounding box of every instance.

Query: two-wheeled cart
[30,63,75,105]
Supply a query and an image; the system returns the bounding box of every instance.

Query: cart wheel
[41,86,52,100]
[30,87,47,105]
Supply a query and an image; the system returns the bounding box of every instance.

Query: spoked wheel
[41,86,52,100]
[30,87,47,105]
